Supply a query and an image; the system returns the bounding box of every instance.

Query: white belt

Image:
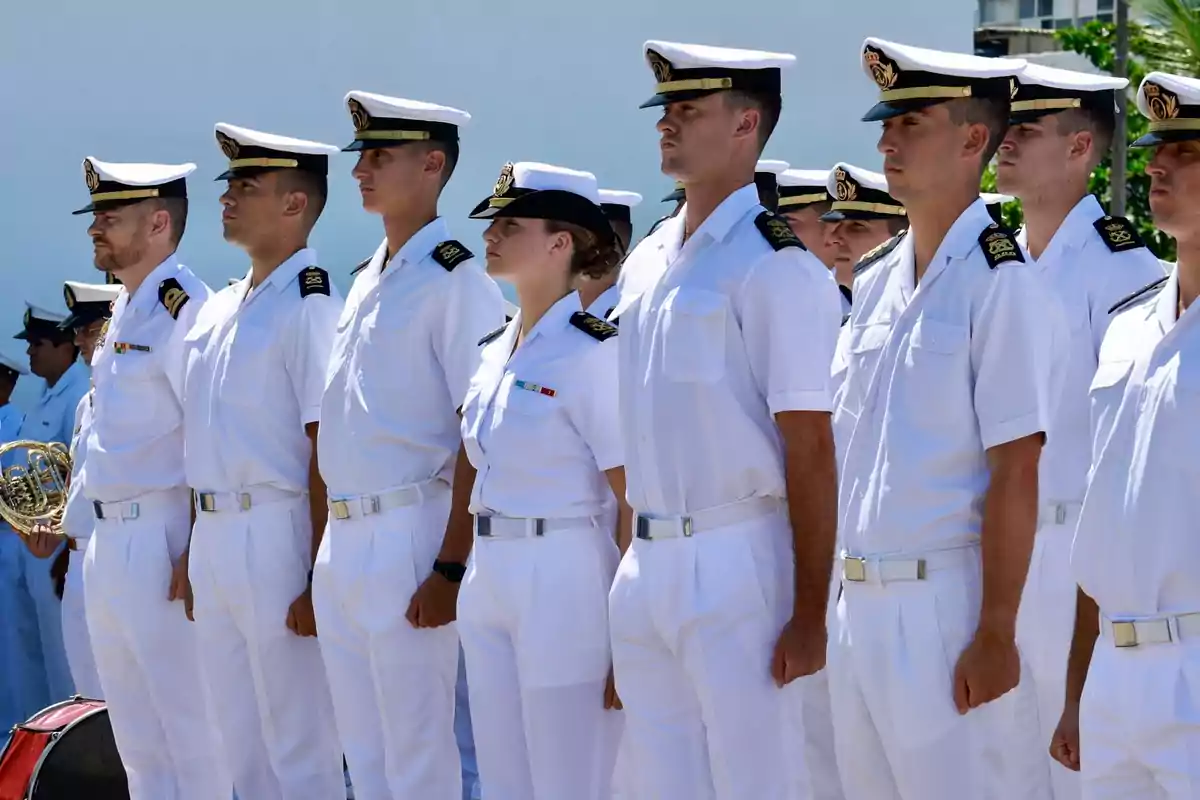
[634,496,783,541]
[840,543,979,585]
[1101,612,1200,648]
[91,489,187,522]
[1038,501,1082,529]
[474,514,600,539]
[329,480,444,522]
[194,486,300,513]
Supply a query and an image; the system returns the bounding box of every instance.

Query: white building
[978,0,1116,29]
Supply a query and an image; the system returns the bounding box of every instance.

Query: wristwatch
[432,560,467,584]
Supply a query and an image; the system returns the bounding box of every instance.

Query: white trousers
[609,511,796,800]
[189,495,345,800]
[312,490,460,800]
[992,521,1078,800]
[63,540,101,699]
[459,524,622,800]
[1080,637,1200,799]
[828,549,1006,800]
[83,489,229,800]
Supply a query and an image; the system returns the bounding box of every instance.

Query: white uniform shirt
[184,248,343,494]
[86,256,212,503]
[1017,196,1166,505]
[462,294,621,518]
[318,218,505,497]
[1072,269,1200,616]
[836,200,1065,555]
[612,184,841,514]
[586,284,620,321]
[62,394,94,542]
[19,360,90,447]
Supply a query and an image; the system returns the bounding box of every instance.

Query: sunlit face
[655,93,741,181]
[74,318,106,365]
[87,204,151,273]
[995,115,1077,196]
[219,173,288,246]
[826,217,897,272]
[877,104,967,202]
[25,338,71,380]
[781,206,837,270]
[482,217,568,285]
[350,145,431,215]
[1146,140,1200,237]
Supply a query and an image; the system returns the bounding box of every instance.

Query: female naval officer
[456,161,630,800]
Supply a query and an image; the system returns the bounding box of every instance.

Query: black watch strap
[432,560,467,584]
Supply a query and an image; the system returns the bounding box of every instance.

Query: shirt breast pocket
[222,333,277,408]
[105,352,168,433]
[906,318,969,421]
[662,289,727,383]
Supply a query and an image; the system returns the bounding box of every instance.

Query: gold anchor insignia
[437,242,463,262]
[348,98,370,132]
[985,231,1016,259]
[766,217,793,241]
[64,286,76,309]
[835,170,857,202]
[863,47,898,90]
[1144,83,1179,121]
[84,160,100,192]
[22,308,31,327]
[647,50,672,84]
[493,162,515,197]
[216,131,239,159]
[1105,222,1133,243]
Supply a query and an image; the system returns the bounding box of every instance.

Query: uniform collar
[687,183,762,245]
[390,217,450,269]
[903,198,994,294]
[1156,265,1181,332]
[514,291,582,346]
[253,247,318,295]
[126,254,181,317]
[43,359,88,401]
[1038,194,1104,263]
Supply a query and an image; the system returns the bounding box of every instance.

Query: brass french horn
[0,441,71,535]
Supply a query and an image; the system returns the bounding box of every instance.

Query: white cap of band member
[598,190,644,226]
[0,352,28,378]
[14,303,69,342]
[639,40,796,109]
[213,123,339,181]
[859,38,1026,122]
[342,91,470,151]
[777,169,831,210]
[1010,63,1127,124]
[821,162,905,222]
[61,280,122,330]
[1131,71,1200,147]
[74,158,196,216]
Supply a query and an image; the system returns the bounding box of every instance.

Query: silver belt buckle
[124,502,140,521]
[198,493,217,513]
[475,516,492,537]
[1112,621,1139,648]
[364,495,381,516]
[680,516,693,538]
[331,500,350,521]
[532,518,545,537]
[635,516,652,540]
[843,557,867,582]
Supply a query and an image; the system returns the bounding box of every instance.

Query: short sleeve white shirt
[184,248,343,493]
[317,219,506,496]
[86,256,212,503]
[612,184,841,515]
[462,293,620,518]
[837,200,1066,555]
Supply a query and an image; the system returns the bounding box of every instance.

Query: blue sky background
[0,0,969,409]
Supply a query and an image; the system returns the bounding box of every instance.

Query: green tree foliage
[982,18,1190,258]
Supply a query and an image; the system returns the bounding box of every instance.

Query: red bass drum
[0,696,128,799]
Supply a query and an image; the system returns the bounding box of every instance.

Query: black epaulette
[478,324,508,347]
[432,240,473,271]
[840,314,850,328]
[853,230,906,276]
[1108,275,1168,315]
[158,278,189,320]
[350,257,370,276]
[605,307,618,327]
[978,223,1025,269]
[569,311,618,341]
[838,284,852,307]
[1093,215,1146,253]
[299,266,330,298]
[754,211,806,251]
[646,214,673,237]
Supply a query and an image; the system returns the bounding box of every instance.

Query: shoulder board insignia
[478,324,508,347]
[978,224,1025,269]
[299,266,330,298]
[350,257,370,276]
[569,311,618,342]
[838,284,852,307]
[1108,275,1168,315]
[853,230,906,275]
[754,211,806,251]
[158,278,190,320]
[432,240,473,271]
[1093,215,1146,253]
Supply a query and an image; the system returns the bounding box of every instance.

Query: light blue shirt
[0,402,26,470]
[18,360,90,446]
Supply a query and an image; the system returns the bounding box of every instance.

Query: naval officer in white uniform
[313,90,505,800]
